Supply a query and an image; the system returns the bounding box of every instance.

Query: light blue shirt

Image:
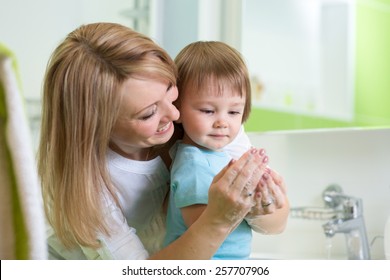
[164,143,252,259]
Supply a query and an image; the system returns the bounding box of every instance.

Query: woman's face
[110,76,179,159]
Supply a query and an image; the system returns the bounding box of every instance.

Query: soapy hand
[244,167,289,234]
[245,153,288,218]
[206,148,267,229]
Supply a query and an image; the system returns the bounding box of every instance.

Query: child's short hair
[175,41,251,122]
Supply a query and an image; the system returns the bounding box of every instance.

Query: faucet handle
[322,184,344,208]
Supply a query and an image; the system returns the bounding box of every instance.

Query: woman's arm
[149,148,264,259]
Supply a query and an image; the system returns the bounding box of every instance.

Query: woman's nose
[162,100,180,122]
[170,104,180,121]
[160,86,180,121]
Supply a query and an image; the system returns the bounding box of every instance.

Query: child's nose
[214,120,228,128]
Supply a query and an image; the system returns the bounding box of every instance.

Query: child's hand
[247,167,288,218]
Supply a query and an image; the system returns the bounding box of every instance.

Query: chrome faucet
[321,185,370,260]
[290,184,370,259]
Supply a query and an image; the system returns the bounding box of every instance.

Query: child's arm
[181,204,207,227]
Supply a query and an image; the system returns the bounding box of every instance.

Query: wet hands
[206,148,267,230]
[243,165,289,235]
[246,150,288,217]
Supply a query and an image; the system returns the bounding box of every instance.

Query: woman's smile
[156,122,173,134]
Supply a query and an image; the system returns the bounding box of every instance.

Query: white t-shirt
[224,126,252,159]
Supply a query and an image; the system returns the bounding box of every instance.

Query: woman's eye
[140,114,153,120]
[140,108,157,120]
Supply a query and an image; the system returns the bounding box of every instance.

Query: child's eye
[200,109,214,114]
[229,111,241,115]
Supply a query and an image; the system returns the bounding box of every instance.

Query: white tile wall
[248,128,390,259]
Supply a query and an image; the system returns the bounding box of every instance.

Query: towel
[0,44,47,259]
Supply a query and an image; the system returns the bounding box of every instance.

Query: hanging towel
[0,44,47,259]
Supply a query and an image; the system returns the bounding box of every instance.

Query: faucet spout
[323,216,370,259]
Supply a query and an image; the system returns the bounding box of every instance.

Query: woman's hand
[204,148,268,231]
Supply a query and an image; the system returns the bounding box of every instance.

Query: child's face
[179,83,245,151]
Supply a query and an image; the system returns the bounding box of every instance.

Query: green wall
[245,0,390,132]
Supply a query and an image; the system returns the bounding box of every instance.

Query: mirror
[241,0,355,124]
[161,0,390,132]
[1,0,389,135]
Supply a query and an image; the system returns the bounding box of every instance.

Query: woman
[38,22,288,259]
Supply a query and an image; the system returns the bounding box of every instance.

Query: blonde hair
[175,41,251,122]
[38,22,176,249]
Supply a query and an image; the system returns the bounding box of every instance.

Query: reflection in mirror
[162,0,390,131]
[237,0,390,131]
[241,0,355,121]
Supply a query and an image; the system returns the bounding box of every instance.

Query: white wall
[248,128,390,259]
[159,0,199,58]
[0,0,132,100]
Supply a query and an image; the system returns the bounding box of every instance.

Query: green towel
[0,43,46,259]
